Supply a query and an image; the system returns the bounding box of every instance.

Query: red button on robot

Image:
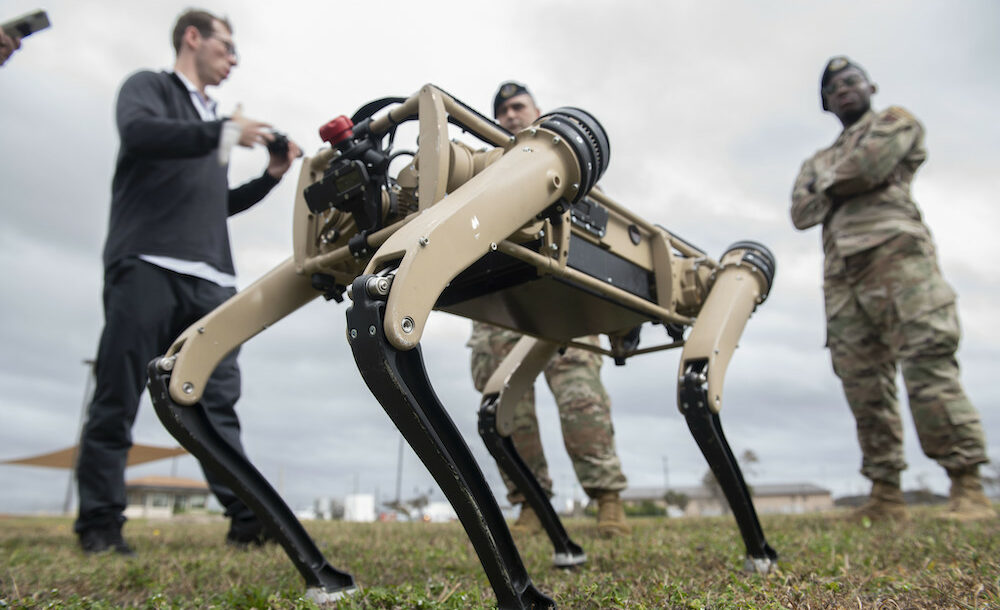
[319,116,354,146]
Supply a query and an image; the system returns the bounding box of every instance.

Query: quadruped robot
[147,85,778,608]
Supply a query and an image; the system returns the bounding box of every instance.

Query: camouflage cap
[493,81,533,117]
[820,56,870,110]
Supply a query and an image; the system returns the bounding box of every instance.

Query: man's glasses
[822,74,863,96]
[210,35,238,61]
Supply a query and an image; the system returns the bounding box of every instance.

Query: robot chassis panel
[147,85,778,608]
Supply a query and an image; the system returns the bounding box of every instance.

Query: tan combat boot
[510,504,543,535]
[596,491,631,538]
[939,468,997,522]
[850,480,909,523]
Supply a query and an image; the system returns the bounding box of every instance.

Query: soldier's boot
[850,480,909,523]
[510,504,543,535]
[939,467,997,522]
[595,490,631,538]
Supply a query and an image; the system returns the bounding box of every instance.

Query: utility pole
[394,434,404,505]
[64,359,96,515]
[662,456,669,493]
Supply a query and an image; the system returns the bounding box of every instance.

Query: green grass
[1,508,998,608]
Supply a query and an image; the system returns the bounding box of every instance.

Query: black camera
[267,131,290,158]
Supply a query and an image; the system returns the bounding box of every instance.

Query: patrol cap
[493,81,533,117]
[820,56,870,110]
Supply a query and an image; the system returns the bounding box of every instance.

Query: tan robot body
[147,84,776,609]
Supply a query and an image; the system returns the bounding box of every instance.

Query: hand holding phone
[0,9,49,66]
[1,9,50,39]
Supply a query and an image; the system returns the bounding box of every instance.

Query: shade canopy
[1,444,188,469]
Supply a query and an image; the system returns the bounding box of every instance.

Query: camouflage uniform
[791,107,987,486]
[468,321,627,504]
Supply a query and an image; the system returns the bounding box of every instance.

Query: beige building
[622,483,833,517]
[124,475,210,520]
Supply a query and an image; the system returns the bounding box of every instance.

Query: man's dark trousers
[75,257,256,533]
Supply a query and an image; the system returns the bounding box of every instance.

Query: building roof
[747,483,832,496]
[126,476,209,493]
[621,482,831,502]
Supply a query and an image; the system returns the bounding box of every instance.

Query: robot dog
[147,85,777,608]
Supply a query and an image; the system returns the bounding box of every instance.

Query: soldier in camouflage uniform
[791,57,994,523]
[467,82,629,537]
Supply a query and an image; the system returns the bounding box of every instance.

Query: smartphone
[1,9,50,39]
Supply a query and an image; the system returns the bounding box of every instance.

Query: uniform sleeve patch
[882,106,915,124]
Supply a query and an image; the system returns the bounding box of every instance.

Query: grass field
[1,508,998,609]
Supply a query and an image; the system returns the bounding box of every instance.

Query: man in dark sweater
[75,8,302,555]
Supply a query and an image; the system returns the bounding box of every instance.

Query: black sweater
[102,70,278,274]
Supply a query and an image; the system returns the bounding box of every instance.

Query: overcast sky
[2,0,998,518]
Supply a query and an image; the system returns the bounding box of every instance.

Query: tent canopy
[1,444,188,469]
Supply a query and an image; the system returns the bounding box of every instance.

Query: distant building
[418,501,458,523]
[124,475,210,520]
[311,496,344,520]
[834,490,948,508]
[343,493,376,522]
[621,483,834,517]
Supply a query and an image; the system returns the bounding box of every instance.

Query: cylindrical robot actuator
[678,241,775,413]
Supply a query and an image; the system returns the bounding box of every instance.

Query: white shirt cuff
[218,120,241,166]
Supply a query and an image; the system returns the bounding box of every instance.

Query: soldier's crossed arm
[814,107,922,198]
[790,158,832,230]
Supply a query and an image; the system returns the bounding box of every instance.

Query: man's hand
[266,138,302,179]
[230,106,273,148]
[0,29,21,66]
[227,105,300,178]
